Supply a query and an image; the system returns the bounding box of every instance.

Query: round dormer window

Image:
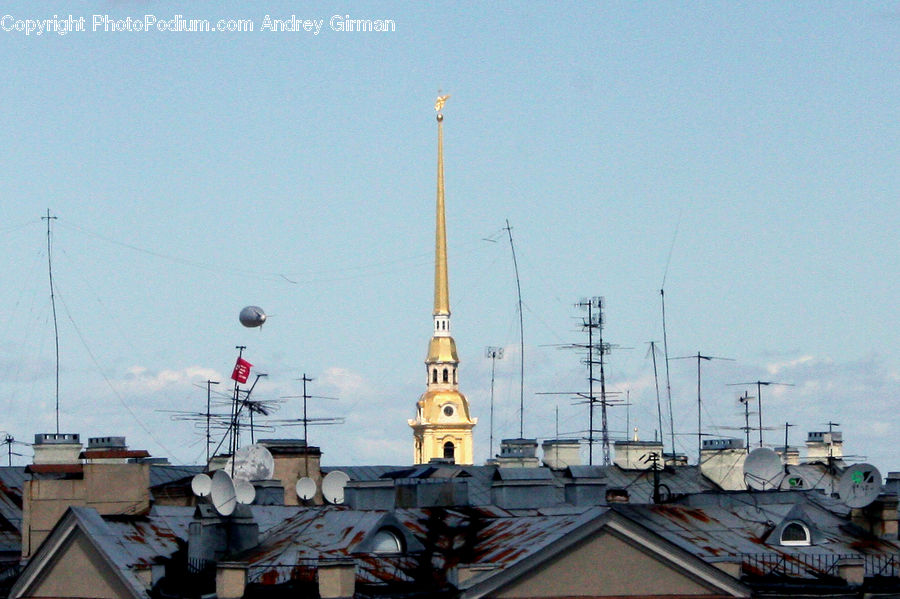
[372,528,404,553]
[443,405,455,417]
[780,521,811,546]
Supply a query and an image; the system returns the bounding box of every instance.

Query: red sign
[231,357,252,384]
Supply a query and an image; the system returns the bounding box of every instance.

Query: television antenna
[485,347,504,458]
[646,341,666,455]
[42,210,61,434]
[0,434,30,466]
[671,351,734,462]
[727,380,794,447]
[503,219,526,438]
[273,373,343,476]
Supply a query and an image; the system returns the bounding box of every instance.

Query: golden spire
[433,95,450,316]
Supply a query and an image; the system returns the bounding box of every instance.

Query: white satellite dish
[234,480,257,505]
[296,477,316,501]
[225,444,275,482]
[322,470,350,504]
[838,463,882,508]
[743,447,785,490]
[210,470,237,516]
[239,306,267,328]
[191,473,212,497]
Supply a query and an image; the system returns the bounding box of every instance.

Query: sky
[0,2,898,474]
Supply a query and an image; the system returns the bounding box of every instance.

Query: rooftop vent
[87,436,127,450]
[702,438,745,451]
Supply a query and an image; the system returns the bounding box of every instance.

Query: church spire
[433,94,450,316]
[409,94,476,465]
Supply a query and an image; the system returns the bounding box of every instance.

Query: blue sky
[1,2,897,472]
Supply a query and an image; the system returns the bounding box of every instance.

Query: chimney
[31,433,81,464]
[613,440,663,470]
[318,558,356,599]
[541,439,581,470]
[700,438,747,490]
[216,562,247,599]
[495,439,540,468]
[806,430,843,463]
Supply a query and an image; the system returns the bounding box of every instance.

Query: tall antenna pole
[230,345,246,456]
[504,219,525,438]
[739,391,753,452]
[596,298,611,466]
[42,210,60,434]
[727,380,794,447]
[648,341,664,453]
[672,351,734,462]
[660,289,675,461]
[485,347,504,458]
[205,380,219,466]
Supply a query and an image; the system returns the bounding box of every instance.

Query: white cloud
[119,365,221,393]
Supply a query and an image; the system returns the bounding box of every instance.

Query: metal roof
[149,464,205,488]
[613,491,900,578]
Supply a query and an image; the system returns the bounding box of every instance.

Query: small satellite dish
[743,447,785,491]
[322,470,350,504]
[239,306,267,328]
[234,480,256,505]
[838,463,882,508]
[296,477,316,501]
[226,444,275,482]
[780,473,808,490]
[210,470,237,516]
[191,473,212,497]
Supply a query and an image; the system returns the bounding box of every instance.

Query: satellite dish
[210,470,237,516]
[296,477,316,501]
[239,306,267,328]
[234,480,256,505]
[191,473,212,497]
[225,444,275,482]
[780,473,808,490]
[838,463,882,508]
[322,470,350,504]
[743,447,785,491]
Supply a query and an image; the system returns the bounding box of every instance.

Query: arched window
[432,369,437,383]
[442,368,449,383]
[780,522,811,546]
[453,368,457,384]
[443,441,455,460]
[372,528,404,553]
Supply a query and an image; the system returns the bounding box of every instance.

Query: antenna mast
[42,210,60,434]
[727,380,794,447]
[504,219,525,438]
[660,289,675,462]
[485,347,504,458]
[672,351,734,461]
[648,341,665,453]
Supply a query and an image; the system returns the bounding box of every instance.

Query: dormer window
[780,521,811,546]
[371,528,404,553]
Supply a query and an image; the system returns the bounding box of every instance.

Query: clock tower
[408,96,477,465]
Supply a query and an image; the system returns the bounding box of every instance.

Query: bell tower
[408,95,476,465]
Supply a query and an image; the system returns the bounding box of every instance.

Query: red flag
[231,357,252,384]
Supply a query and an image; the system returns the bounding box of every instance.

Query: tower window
[453,368,457,383]
[443,441,455,460]
[443,368,449,383]
[432,369,437,383]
